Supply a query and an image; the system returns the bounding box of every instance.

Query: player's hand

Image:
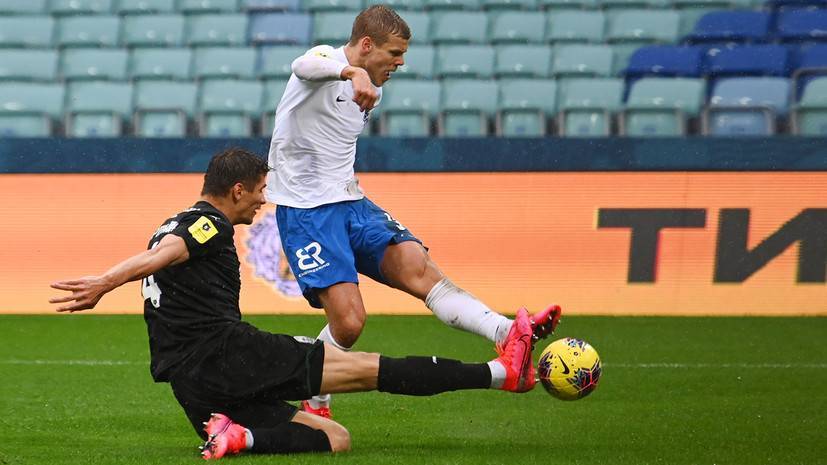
[49,276,110,312]
[343,66,377,113]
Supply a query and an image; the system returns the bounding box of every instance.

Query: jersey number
[142,241,162,308]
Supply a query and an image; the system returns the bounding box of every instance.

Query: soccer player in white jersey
[267,5,562,418]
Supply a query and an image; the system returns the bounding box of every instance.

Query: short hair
[349,5,410,46]
[201,148,270,197]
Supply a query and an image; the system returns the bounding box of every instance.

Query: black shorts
[169,322,325,438]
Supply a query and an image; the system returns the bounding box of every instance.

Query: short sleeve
[171,214,231,259]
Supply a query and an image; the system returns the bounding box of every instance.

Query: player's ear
[360,36,373,54]
[231,182,244,201]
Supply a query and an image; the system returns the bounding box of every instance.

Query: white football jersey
[265,45,381,208]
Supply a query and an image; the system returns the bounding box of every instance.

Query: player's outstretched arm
[49,234,189,313]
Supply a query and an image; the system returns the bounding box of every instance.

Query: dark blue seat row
[685,9,827,44]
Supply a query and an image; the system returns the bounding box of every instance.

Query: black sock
[249,422,331,454]
[377,356,491,396]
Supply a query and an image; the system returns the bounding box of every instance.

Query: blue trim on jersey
[276,198,422,308]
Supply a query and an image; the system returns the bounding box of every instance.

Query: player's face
[238,176,267,225]
[365,34,408,87]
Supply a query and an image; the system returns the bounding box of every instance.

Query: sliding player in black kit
[49,148,538,460]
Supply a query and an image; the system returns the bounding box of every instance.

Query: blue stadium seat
[122,14,185,47]
[436,45,495,78]
[439,79,498,136]
[134,81,198,137]
[380,80,441,136]
[704,77,790,136]
[57,15,120,48]
[705,45,791,79]
[497,78,556,136]
[65,81,133,137]
[0,50,57,82]
[179,0,240,13]
[258,46,306,79]
[249,13,311,45]
[198,79,264,137]
[193,47,257,79]
[766,0,827,9]
[0,16,55,48]
[0,0,48,14]
[0,82,64,136]
[777,9,827,43]
[242,0,301,10]
[558,78,623,136]
[792,77,827,135]
[431,11,488,44]
[115,0,176,14]
[494,44,552,78]
[50,0,112,15]
[130,48,192,80]
[62,48,129,81]
[395,45,435,79]
[624,46,704,80]
[186,14,248,46]
[685,11,771,44]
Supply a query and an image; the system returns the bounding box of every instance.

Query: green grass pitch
[1,315,825,465]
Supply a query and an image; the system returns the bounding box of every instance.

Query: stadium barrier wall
[6,171,826,315]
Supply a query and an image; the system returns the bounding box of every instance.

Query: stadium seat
[379,80,441,136]
[610,43,638,76]
[0,50,57,82]
[489,11,545,44]
[540,0,598,8]
[677,6,719,38]
[0,82,64,137]
[186,14,248,46]
[249,13,312,45]
[198,79,264,137]
[179,0,240,13]
[260,78,288,134]
[394,45,435,79]
[436,45,495,78]
[258,46,305,79]
[705,45,791,79]
[302,0,363,10]
[365,0,425,9]
[600,0,670,9]
[122,14,185,47]
[792,43,827,99]
[133,81,198,137]
[551,44,613,78]
[50,0,112,15]
[494,44,552,78]
[193,47,257,79]
[623,45,704,80]
[424,0,481,10]
[431,11,488,44]
[0,0,48,14]
[546,10,605,44]
[439,79,498,136]
[607,10,680,44]
[57,15,120,48]
[115,0,176,14]
[482,0,538,9]
[130,48,192,80]
[704,77,790,136]
[792,77,827,135]
[65,81,133,137]
[313,11,358,45]
[0,16,54,48]
[685,11,771,44]
[777,10,827,43]
[767,0,827,8]
[558,78,623,136]
[62,48,129,81]
[620,78,705,136]
[242,0,301,11]
[397,11,430,44]
[497,78,556,136]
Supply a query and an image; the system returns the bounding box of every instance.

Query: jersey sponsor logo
[336,96,346,103]
[296,241,325,271]
[188,216,218,244]
[152,221,178,238]
[313,50,331,59]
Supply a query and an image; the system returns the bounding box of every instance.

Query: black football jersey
[142,201,241,382]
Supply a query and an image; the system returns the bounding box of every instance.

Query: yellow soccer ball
[537,338,602,401]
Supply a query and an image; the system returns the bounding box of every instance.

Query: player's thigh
[380,240,445,300]
[316,282,367,332]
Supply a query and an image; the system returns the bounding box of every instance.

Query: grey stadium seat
[129,48,193,81]
[62,48,129,81]
[258,46,306,79]
[558,78,623,137]
[186,14,248,46]
[122,14,185,47]
[0,0,48,14]
[494,44,552,78]
[66,81,134,137]
[313,11,359,45]
[394,45,435,80]
[431,11,488,44]
[489,11,546,44]
[193,47,257,80]
[198,79,264,137]
[57,15,121,48]
[380,80,441,136]
[179,0,241,13]
[0,16,55,48]
[439,79,499,136]
[436,45,495,79]
[50,0,112,15]
[134,80,198,137]
[0,50,57,82]
[497,78,557,136]
[115,0,176,14]
[0,83,64,137]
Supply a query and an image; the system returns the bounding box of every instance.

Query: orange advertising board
[4,172,825,315]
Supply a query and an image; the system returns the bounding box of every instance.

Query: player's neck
[344,45,364,68]
[199,196,237,225]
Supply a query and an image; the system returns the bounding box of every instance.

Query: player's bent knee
[323,422,351,452]
[331,315,365,347]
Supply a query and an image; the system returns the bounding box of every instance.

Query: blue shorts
[276,197,423,308]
